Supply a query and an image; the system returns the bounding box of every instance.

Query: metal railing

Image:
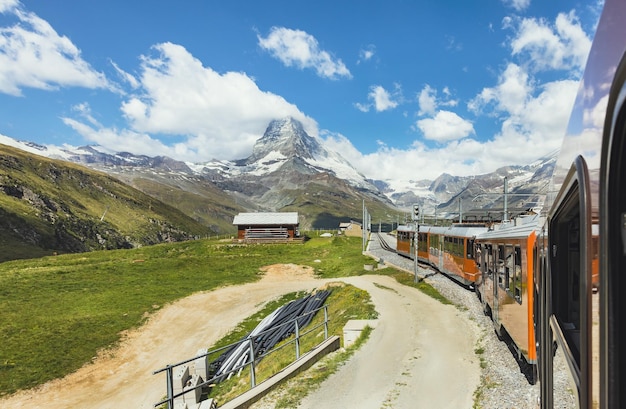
[153,304,330,409]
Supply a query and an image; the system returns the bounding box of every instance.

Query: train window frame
[599,48,626,408]
[497,244,505,288]
[485,244,493,278]
[547,155,593,408]
[514,245,522,304]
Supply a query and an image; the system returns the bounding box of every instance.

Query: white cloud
[416,111,475,142]
[110,60,139,89]
[258,27,351,80]
[418,85,437,116]
[66,42,317,162]
[468,62,579,164]
[469,63,531,116]
[502,0,531,12]
[62,117,179,158]
[0,0,19,13]
[358,44,376,64]
[371,85,399,112]
[356,84,401,112]
[322,133,489,183]
[71,102,100,127]
[0,1,112,96]
[508,11,591,73]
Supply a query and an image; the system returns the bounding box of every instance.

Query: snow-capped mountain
[0,117,557,226]
[195,117,378,192]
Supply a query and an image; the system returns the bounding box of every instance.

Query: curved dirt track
[1,264,480,408]
[297,275,480,409]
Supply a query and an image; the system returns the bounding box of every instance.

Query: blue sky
[0,0,604,183]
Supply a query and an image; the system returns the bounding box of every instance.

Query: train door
[437,234,443,269]
[541,156,593,409]
[484,244,494,315]
[476,243,488,312]
[492,244,503,335]
[599,51,626,409]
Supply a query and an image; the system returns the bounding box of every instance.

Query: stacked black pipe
[209,290,331,383]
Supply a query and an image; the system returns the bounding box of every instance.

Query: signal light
[412,204,419,220]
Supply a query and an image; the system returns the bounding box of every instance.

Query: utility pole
[503,176,509,221]
[412,204,420,283]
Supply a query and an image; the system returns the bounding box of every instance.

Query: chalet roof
[232,212,299,226]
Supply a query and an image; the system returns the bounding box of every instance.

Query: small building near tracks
[339,220,362,237]
[232,212,300,242]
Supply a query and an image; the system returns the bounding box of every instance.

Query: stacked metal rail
[210,290,331,382]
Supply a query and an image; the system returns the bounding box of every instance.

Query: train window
[418,232,428,252]
[498,244,505,287]
[475,242,482,266]
[431,234,439,254]
[514,246,522,303]
[502,245,513,293]
[468,238,475,258]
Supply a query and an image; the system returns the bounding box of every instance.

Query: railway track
[374,232,396,253]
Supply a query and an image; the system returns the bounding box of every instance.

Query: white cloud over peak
[258,26,351,80]
[65,42,317,162]
[0,1,112,96]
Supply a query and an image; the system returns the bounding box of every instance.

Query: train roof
[419,224,489,237]
[396,224,416,232]
[476,214,542,240]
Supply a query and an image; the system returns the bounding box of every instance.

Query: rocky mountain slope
[0,144,212,262]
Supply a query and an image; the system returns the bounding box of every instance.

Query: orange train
[397,223,486,288]
[396,214,542,382]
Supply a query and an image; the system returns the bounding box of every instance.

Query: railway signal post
[412,204,419,283]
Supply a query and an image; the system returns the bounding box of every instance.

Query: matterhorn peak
[246,117,323,164]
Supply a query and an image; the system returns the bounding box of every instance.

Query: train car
[537,0,626,407]
[396,223,487,288]
[475,213,541,382]
[396,224,416,258]
[428,224,487,288]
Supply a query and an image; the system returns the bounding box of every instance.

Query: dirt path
[1,265,480,408]
[297,275,480,409]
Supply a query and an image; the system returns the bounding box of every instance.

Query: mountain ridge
[0,117,556,229]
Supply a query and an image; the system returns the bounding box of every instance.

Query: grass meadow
[0,234,445,401]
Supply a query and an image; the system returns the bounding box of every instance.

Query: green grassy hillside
[0,144,213,261]
[0,235,372,397]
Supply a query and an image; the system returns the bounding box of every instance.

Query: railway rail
[374,232,396,253]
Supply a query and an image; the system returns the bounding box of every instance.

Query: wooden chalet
[232,212,301,242]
